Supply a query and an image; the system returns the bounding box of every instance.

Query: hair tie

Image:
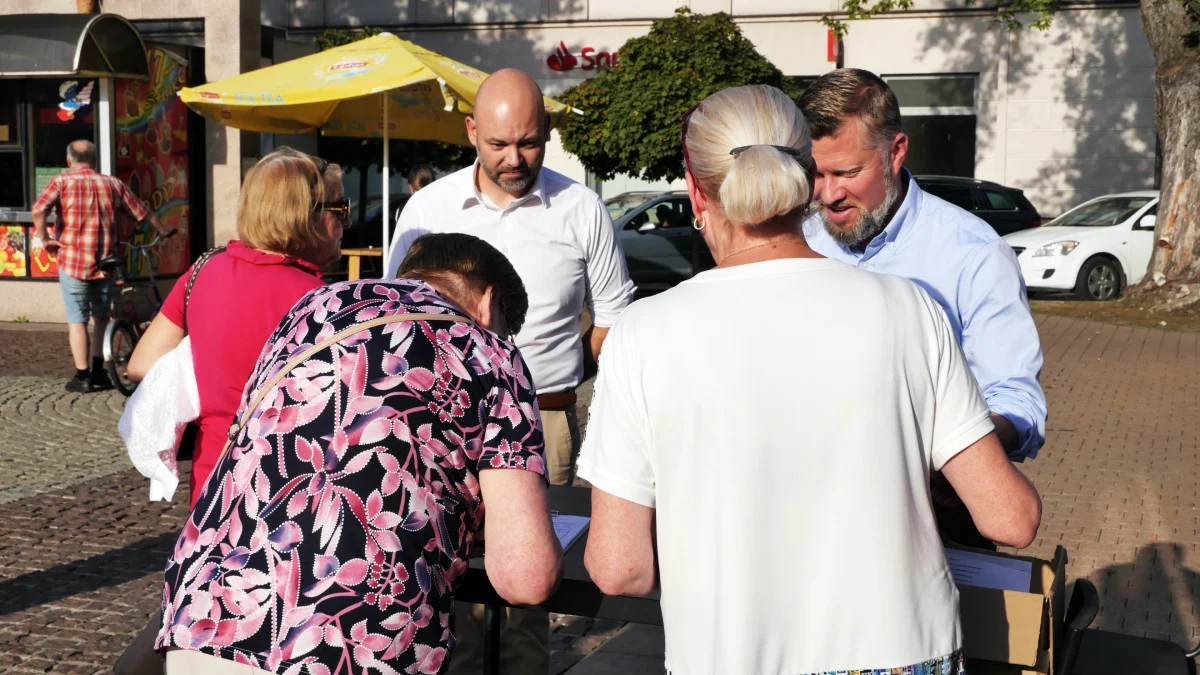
[729,144,804,158]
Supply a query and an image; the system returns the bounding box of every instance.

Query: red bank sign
[547,41,620,71]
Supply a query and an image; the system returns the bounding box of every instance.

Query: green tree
[823,0,1200,309]
[313,28,469,227]
[558,8,801,183]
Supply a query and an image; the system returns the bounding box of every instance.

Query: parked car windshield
[605,193,659,222]
[1049,197,1154,227]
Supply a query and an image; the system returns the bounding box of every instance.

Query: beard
[817,164,901,249]
[479,151,543,195]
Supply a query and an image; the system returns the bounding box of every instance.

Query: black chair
[1058,578,1101,675]
[1059,578,1193,675]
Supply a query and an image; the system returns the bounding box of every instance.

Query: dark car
[607,190,716,295]
[914,175,1042,237]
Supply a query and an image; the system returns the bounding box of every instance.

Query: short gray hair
[67,140,97,166]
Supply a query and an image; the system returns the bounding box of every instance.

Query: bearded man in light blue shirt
[798,69,1046,546]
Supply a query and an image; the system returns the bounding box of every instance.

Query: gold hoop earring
[693,216,705,231]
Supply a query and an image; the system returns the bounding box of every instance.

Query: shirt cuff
[577,459,655,509]
[588,289,636,328]
[987,400,1044,462]
[931,412,995,471]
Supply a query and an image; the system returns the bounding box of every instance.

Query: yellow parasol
[178,32,579,270]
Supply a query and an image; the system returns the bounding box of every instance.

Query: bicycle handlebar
[119,234,168,253]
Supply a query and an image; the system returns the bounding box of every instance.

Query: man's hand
[148,213,175,238]
[32,211,58,256]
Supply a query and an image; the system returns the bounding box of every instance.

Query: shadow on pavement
[0,530,177,615]
[1093,542,1200,648]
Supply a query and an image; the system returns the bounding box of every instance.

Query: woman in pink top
[127,147,349,506]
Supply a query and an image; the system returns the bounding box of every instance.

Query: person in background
[579,84,1041,675]
[126,147,348,507]
[156,232,562,675]
[385,68,635,675]
[655,204,675,228]
[32,139,174,393]
[797,69,1047,548]
[408,164,435,193]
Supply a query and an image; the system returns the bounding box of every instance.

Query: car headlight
[1032,241,1079,257]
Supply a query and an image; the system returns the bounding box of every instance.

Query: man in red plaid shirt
[33,140,175,392]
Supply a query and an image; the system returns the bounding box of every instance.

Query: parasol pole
[382,93,391,275]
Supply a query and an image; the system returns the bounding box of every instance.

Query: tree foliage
[822,0,1058,37]
[557,8,801,183]
[312,28,468,180]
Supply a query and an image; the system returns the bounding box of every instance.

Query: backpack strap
[183,246,227,331]
[220,312,470,460]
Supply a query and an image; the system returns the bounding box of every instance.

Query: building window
[885,75,977,178]
[0,90,25,210]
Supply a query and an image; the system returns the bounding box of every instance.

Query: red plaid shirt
[32,167,151,280]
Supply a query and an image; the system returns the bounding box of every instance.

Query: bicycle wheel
[103,319,139,397]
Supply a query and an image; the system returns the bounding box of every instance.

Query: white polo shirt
[385,163,635,394]
[578,259,994,674]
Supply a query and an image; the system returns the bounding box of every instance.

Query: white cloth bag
[118,336,200,501]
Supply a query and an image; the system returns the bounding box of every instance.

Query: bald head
[66,140,96,167]
[475,68,545,129]
[467,69,548,199]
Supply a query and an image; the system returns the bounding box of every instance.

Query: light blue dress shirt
[804,171,1047,460]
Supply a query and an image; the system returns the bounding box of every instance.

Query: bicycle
[99,233,172,396]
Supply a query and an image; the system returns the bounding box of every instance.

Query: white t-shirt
[577,258,994,675]
[385,164,636,393]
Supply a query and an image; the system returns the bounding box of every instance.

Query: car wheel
[1074,257,1122,301]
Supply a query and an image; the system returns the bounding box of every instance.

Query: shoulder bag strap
[220,312,469,461]
[183,246,227,332]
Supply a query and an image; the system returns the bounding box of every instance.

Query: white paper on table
[945,548,1033,592]
[552,513,590,551]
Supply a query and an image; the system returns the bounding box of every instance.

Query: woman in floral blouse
[156,233,563,675]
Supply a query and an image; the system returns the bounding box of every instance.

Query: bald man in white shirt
[385,68,635,674]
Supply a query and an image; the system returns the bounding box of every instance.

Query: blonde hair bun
[685,85,814,227]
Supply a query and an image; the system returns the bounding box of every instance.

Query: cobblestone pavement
[0,377,130,505]
[1,315,1198,673]
[1019,315,1200,646]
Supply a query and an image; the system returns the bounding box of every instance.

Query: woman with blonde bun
[578,85,1041,675]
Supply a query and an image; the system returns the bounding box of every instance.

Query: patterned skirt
[812,649,965,675]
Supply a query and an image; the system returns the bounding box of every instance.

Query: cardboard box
[951,544,1067,675]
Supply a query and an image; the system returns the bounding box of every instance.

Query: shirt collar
[855,168,923,261]
[224,239,323,277]
[461,161,548,211]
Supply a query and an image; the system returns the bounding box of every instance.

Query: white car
[1003,191,1159,301]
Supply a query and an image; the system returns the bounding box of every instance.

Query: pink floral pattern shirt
[155,279,546,674]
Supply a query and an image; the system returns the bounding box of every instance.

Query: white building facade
[268,0,1157,216]
[0,0,1155,322]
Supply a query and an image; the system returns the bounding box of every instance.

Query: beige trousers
[165,650,272,675]
[448,406,580,675]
